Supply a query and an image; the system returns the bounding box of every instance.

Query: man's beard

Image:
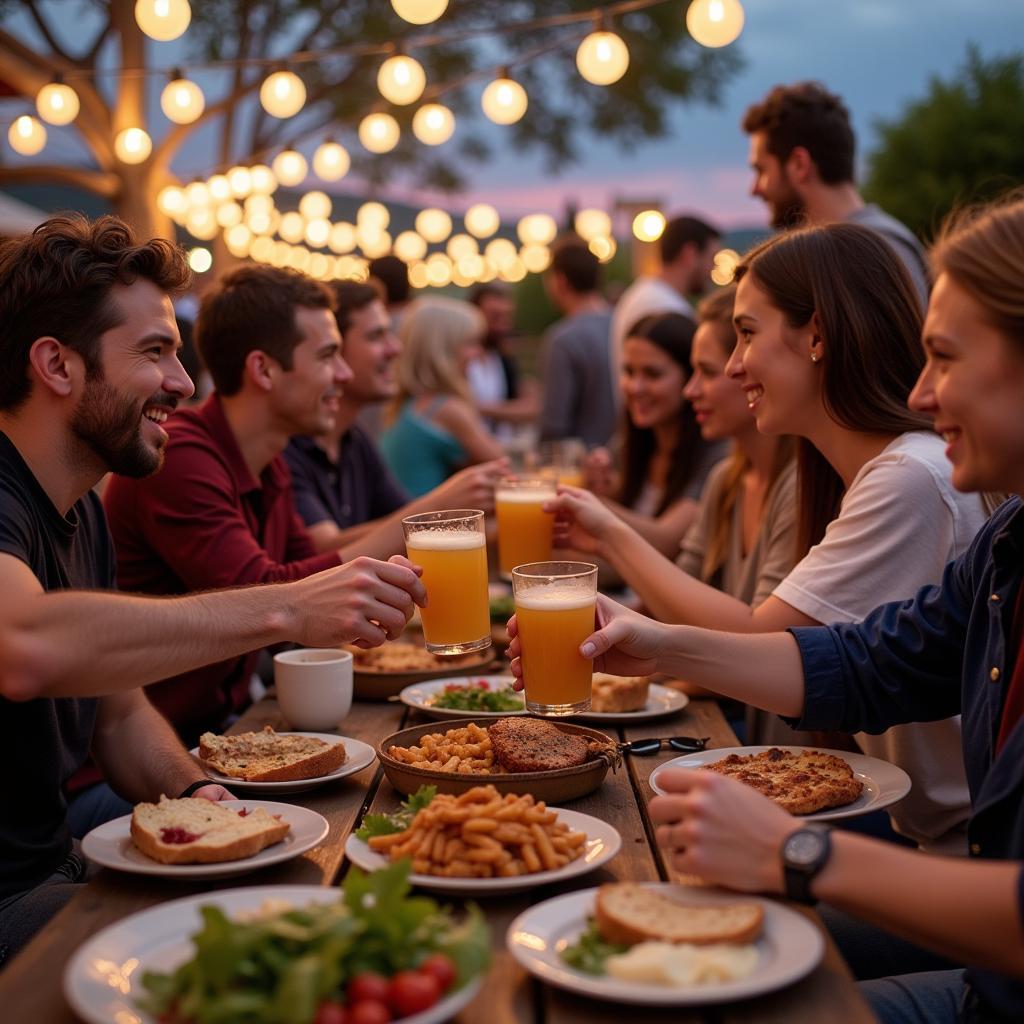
[770,186,807,230]
[70,376,173,478]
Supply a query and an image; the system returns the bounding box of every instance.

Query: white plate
[64,885,483,1024]
[507,884,824,1005]
[570,683,689,723]
[189,733,376,793]
[400,675,527,718]
[81,800,329,879]
[345,808,621,895]
[648,745,913,821]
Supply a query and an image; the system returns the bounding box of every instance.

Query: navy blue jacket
[790,497,1024,1021]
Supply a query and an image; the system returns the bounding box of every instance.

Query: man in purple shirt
[104,266,419,743]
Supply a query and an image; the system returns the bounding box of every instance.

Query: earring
[811,353,819,363]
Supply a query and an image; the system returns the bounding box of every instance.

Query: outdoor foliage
[864,45,1024,241]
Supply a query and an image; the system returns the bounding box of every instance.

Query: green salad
[430,679,525,712]
[355,785,437,841]
[488,594,515,622]
[560,919,628,976]
[138,860,489,1024]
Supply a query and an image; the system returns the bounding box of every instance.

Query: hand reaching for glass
[544,485,621,555]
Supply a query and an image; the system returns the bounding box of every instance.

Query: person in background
[0,216,422,962]
[367,254,412,329]
[549,223,986,866]
[610,214,721,381]
[743,81,929,307]
[467,281,539,439]
[589,312,728,556]
[539,238,617,448]
[521,195,1024,1024]
[285,281,506,554]
[380,296,505,496]
[103,266,417,746]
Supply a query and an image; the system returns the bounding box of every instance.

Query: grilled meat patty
[487,717,590,772]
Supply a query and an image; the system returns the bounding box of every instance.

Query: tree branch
[0,163,120,198]
[25,0,74,65]
[82,21,113,69]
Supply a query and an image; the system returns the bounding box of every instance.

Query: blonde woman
[380,297,504,495]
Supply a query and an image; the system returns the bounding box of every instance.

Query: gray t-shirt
[847,204,929,308]
[539,310,617,447]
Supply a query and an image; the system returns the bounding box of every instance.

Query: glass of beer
[402,509,491,655]
[535,439,587,488]
[495,475,556,580]
[512,561,598,715]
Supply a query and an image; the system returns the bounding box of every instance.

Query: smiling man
[0,218,425,964]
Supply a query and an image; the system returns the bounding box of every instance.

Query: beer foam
[496,488,555,503]
[407,529,485,551]
[515,588,595,611]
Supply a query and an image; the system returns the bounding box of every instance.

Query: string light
[215,202,243,228]
[576,30,630,85]
[36,79,79,126]
[394,230,428,262]
[115,127,152,164]
[207,174,232,202]
[249,164,277,194]
[589,235,617,263]
[279,212,306,244]
[362,231,393,259]
[426,253,453,286]
[632,209,665,242]
[305,218,331,248]
[160,74,204,124]
[271,149,308,186]
[358,112,400,154]
[520,244,552,273]
[481,75,528,125]
[409,261,430,289]
[135,0,191,42]
[686,0,745,48]
[357,202,390,230]
[260,70,306,119]
[464,203,500,239]
[187,246,212,272]
[185,181,210,207]
[313,141,350,182]
[328,222,358,254]
[227,165,253,197]
[516,213,557,246]
[415,208,452,243]
[225,224,253,257]
[412,103,455,145]
[484,237,517,270]
[299,191,332,220]
[391,0,448,25]
[446,234,478,261]
[574,208,612,241]
[185,206,218,240]
[8,115,47,155]
[377,54,426,106]
[157,185,187,219]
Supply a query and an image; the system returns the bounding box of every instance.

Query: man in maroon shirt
[104,266,389,742]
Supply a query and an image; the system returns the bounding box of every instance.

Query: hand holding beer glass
[495,475,556,579]
[402,509,491,655]
[512,561,598,715]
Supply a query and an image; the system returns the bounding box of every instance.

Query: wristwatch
[781,824,832,905]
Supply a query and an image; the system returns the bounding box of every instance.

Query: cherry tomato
[314,1002,348,1024]
[388,970,442,1017]
[349,1000,391,1024]
[417,953,457,992]
[347,972,391,1006]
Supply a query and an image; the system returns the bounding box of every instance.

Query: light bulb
[574,208,612,241]
[484,237,517,270]
[377,55,426,106]
[313,141,350,182]
[520,244,551,274]
[516,213,557,246]
[225,224,253,258]
[305,218,331,248]
[279,212,306,245]
[412,103,455,145]
[36,82,79,126]
[408,261,430,289]
[481,77,528,125]
[299,190,332,220]
[250,237,275,262]
[415,208,452,243]
[207,174,232,203]
[260,70,306,119]
[499,257,527,283]
[576,31,630,86]
[226,165,252,197]
[588,235,617,263]
[187,246,212,273]
[135,0,191,41]
[160,77,204,124]
[215,202,243,228]
[157,186,187,219]
[393,230,427,262]
[249,164,277,194]
[115,127,152,164]
[185,206,218,240]
[244,194,274,216]
[425,253,453,287]
[446,234,478,261]
[686,0,745,48]
[185,181,210,208]
[391,0,448,25]
[271,149,308,187]
[328,222,357,255]
[632,209,666,242]
[356,222,384,251]
[361,231,392,259]
[464,203,500,239]
[8,115,46,156]
[357,202,390,229]
[358,112,400,154]
[309,252,332,280]
[457,253,485,280]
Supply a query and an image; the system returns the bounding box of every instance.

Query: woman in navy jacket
[508,195,1024,1023]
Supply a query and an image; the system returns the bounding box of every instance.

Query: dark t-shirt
[0,433,116,899]
[285,426,410,530]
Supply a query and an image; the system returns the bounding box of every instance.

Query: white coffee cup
[273,648,353,731]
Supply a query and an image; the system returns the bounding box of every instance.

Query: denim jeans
[862,970,966,1024]
[65,782,134,839]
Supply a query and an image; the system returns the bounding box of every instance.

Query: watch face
[786,831,825,866]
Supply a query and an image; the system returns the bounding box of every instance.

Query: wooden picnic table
[0,688,872,1023]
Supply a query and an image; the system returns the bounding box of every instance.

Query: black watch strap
[782,825,833,905]
[178,779,212,799]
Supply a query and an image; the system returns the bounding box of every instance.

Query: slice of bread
[595,883,764,946]
[591,674,650,713]
[198,725,347,782]
[130,797,291,865]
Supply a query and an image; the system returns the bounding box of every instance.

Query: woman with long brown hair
[548,222,988,853]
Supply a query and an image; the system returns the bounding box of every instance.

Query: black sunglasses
[623,736,710,756]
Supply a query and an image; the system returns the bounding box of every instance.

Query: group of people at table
[0,79,1021,1024]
